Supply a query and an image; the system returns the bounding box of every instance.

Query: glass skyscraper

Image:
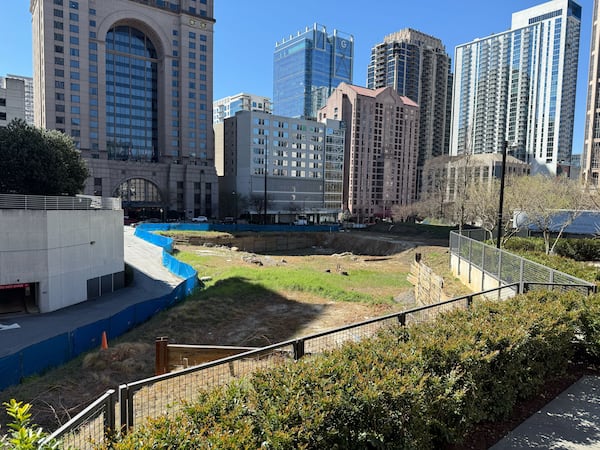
[273,23,353,119]
[450,0,581,176]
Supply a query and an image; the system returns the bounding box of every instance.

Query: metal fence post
[468,238,473,283]
[119,384,130,435]
[467,296,473,308]
[293,340,305,360]
[104,389,116,442]
[519,258,525,294]
[398,313,406,326]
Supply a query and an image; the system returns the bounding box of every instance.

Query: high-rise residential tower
[367,29,452,196]
[582,0,600,186]
[30,0,218,219]
[213,92,272,125]
[274,23,353,119]
[319,83,419,222]
[450,0,581,176]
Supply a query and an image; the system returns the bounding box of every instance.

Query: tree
[507,175,586,254]
[0,119,89,196]
[463,178,502,241]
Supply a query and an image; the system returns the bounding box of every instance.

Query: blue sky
[0,0,593,154]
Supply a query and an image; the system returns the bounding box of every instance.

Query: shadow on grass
[140,276,330,347]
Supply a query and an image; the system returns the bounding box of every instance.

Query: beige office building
[30,0,218,219]
[319,83,419,222]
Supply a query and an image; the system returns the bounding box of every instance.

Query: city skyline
[0,0,593,155]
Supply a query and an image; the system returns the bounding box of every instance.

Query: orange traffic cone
[101,331,108,350]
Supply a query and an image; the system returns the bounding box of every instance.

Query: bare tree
[463,178,501,241]
[508,175,586,254]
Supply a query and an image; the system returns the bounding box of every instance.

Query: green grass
[177,250,411,304]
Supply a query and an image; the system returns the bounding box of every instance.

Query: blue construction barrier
[0,226,200,391]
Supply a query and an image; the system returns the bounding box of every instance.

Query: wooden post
[155,337,169,375]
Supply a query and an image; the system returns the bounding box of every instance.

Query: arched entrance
[114,178,165,220]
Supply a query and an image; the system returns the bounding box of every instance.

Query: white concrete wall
[0,209,123,312]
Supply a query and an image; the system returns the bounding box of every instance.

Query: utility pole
[496,140,508,249]
[263,137,268,225]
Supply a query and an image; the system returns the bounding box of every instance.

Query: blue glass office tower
[274,24,353,119]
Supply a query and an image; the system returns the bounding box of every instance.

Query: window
[55,57,64,65]
[55,81,65,88]
[69,24,79,33]
[55,105,65,112]
[69,1,78,9]
[70,36,79,44]
[89,8,96,15]
[71,106,80,114]
[55,45,64,53]
[70,48,79,56]
[54,33,64,41]
[54,0,63,4]
[69,12,78,21]
[70,60,79,68]
[54,21,63,29]
[55,68,64,77]
[54,9,63,18]
[55,92,65,100]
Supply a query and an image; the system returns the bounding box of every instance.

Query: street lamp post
[496,140,509,249]
[263,138,268,225]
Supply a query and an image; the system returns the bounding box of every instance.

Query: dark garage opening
[0,283,36,315]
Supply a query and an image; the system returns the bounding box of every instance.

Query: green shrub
[579,294,600,362]
[0,399,60,450]
[108,291,585,449]
[554,239,600,261]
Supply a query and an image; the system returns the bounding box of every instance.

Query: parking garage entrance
[0,283,37,315]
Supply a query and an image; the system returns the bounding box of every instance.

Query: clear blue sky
[0,0,593,154]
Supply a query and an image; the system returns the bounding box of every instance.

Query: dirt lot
[0,230,457,431]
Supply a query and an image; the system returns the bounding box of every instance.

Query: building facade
[450,0,581,176]
[582,0,600,186]
[220,110,345,224]
[274,23,353,119]
[213,92,272,176]
[367,29,452,196]
[30,0,218,219]
[319,83,419,222]
[421,153,530,204]
[213,92,272,124]
[0,75,34,126]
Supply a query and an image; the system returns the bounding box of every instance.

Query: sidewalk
[491,375,600,449]
[0,227,182,358]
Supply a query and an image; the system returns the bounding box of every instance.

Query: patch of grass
[178,250,409,304]
[157,230,233,238]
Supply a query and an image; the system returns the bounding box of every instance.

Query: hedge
[105,291,598,450]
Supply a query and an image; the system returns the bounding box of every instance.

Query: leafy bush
[0,400,60,450]
[109,291,585,449]
[554,239,600,262]
[579,294,600,362]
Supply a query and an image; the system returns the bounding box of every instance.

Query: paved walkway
[0,227,182,358]
[491,375,600,449]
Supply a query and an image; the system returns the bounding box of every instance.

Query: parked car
[293,215,308,226]
[222,217,236,224]
[192,216,208,222]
